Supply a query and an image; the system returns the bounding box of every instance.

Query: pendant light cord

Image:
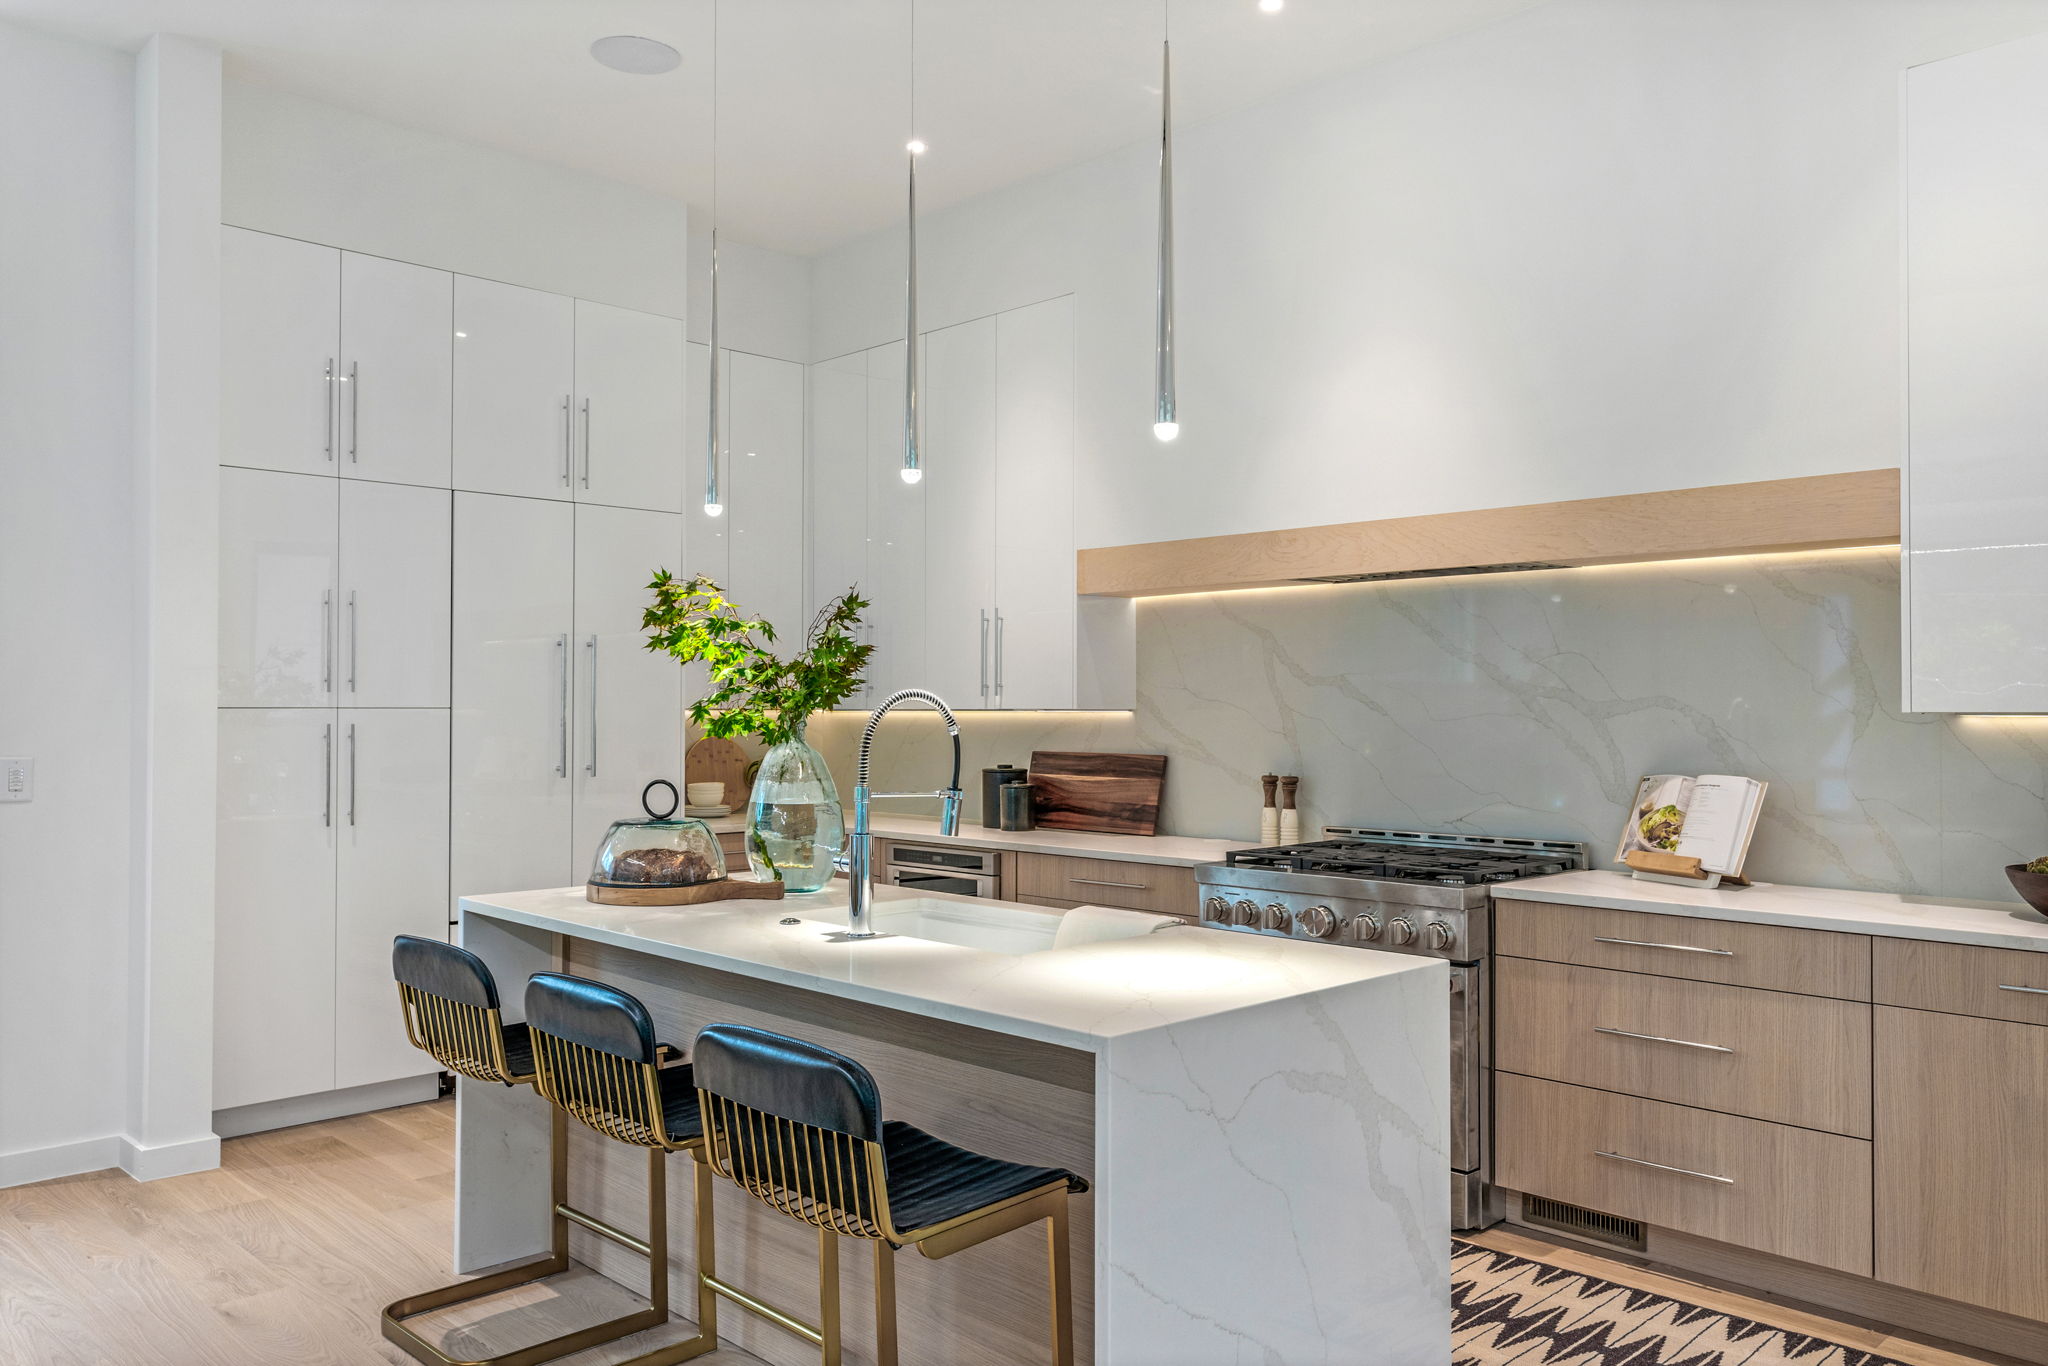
[705,0,723,514]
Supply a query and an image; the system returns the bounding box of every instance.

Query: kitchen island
[455,881,1448,1366]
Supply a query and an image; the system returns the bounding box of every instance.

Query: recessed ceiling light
[1259,0,1284,11]
[590,35,682,75]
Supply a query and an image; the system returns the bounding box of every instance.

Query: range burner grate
[1224,837,1579,886]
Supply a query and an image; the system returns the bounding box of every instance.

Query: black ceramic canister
[981,764,1026,828]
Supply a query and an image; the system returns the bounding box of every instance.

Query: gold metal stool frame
[694,1086,1079,1366]
[380,981,719,1366]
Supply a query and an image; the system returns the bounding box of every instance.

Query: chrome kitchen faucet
[835,688,964,939]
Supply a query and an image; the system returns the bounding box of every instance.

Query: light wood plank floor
[0,1100,762,1366]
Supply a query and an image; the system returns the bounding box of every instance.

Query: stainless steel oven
[884,842,999,898]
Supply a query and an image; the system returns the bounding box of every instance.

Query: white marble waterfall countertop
[460,881,1437,1053]
[700,813,1249,867]
[1501,869,2048,951]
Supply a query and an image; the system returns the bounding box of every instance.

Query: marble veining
[810,549,2048,905]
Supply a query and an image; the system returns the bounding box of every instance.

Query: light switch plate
[1,757,31,803]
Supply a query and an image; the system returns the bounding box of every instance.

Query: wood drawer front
[717,831,748,859]
[1495,898,1871,1000]
[1011,853,1193,915]
[1496,958,1871,1137]
[1874,937,2048,1023]
[1497,1074,1873,1275]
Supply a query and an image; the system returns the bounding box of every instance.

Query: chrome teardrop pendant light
[703,0,725,516]
[1153,4,1178,443]
[900,0,923,485]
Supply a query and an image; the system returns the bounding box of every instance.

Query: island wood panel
[1873,937,2048,1025]
[1077,468,1900,597]
[1026,751,1166,836]
[563,939,1095,1366]
[1874,1004,2048,1323]
[1011,852,1195,916]
[1495,957,1872,1137]
[1495,898,1872,1000]
[1496,1074,1874,1276]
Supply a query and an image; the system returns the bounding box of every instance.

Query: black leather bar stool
[379,939,714,1366]
[692,1023,1089,1366]
[523,972,720,1366]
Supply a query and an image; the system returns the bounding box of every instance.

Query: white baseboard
[0,1135,125,1189]
[212,1072,441,1139]
[119,1131,222,1182]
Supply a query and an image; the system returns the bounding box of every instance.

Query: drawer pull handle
[1071,878,1147,890]
[1596,1150,1735,1185]
[1594,1026,1733,1054]
[1998,984,2048,996]
[1592,936,1734,957]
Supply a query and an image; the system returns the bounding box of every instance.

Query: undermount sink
[828,896,1170,956]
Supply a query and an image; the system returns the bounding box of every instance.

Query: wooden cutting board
[685,736,751,808]
[1028,751,1167,836]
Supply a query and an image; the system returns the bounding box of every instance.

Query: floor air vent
[1520,1195,1647,1252]
[1297,561,1567,585]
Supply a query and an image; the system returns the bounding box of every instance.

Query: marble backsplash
[805,548,2048,904]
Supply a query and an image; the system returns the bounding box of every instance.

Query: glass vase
[744,728,845,893]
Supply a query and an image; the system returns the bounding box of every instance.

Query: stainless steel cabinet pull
[561,396,573,485]
[321,722,333,828]
[346,591,358,693]
[994,610,1005,700]
[347,361,359,461]
[1594,1026,1733,1054]
[1596,1150,1734,1185]
[321,589,333,692]
[1592,936,1733,957]
[584,635,599,776]
[580,399,592,488]
[556,634,570,777]
[347,722,357,826]
[979,609,990,698]
[1071,877,1147,890]
[324,359,335,459]
[1998,983,2048,996]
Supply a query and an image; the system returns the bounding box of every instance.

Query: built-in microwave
[884,843,999,898]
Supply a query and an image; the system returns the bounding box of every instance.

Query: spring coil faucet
[836,689,964,939]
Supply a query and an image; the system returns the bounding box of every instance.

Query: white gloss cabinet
[219,467,339,708]
[222,227,341,476]
[453,276,577,501]
[920,317,1000,706]
[340,252,453,488]
[991,296,1081,710]
[726,351,809,643]
[339,481,450,708]
[1905,34,2048,713]
[574,301,686,513]
[865,339,928,696]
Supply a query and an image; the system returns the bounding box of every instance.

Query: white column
[127,33,224,1182]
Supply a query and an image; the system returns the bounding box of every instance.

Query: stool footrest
[701,1272,826,1347]
[557,1201,653,1257]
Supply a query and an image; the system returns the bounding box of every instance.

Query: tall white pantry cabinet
[214,225,697,1126]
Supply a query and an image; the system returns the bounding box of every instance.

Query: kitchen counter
[701,812,1247,868]
[455,881,1449,1364]
[1503,869,2048,952]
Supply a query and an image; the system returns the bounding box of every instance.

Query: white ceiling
[4,0,1552,255]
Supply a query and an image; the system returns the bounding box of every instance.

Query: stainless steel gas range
[1192,826,1588,1230]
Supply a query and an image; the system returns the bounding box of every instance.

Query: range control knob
[1427,921,1456,952]
[1264,903,1292,934]
[1355,912,1383,941]
[1388,917,1417,946]
[1203,896,1231,923]
[1232,899,1261,928]
[1298,905,1338,939]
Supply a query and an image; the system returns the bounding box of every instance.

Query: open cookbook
[1616,773,1768,885]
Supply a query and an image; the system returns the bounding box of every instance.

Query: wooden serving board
[1028,751,1167,836]
[685,736,751,808]
[587,877,785,906]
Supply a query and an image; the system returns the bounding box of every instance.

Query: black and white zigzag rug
[1452,1240,1911,1366]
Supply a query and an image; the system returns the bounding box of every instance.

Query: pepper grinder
[1278,775,1301,845]
[1260,774,1280,844]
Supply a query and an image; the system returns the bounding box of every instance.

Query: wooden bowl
[2005,864,2048,917]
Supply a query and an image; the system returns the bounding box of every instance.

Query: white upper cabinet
[992,295,1079,710]
[339,481,450,708]
[219,467,338,708]
[920,317,1000,706]
[453,276,576,501]
[1906,35,2048,713]
[808,351,870,670]
[574,300,686,513]
[865,339,928,696]
[222,227,341,476]
[727,351,809,642]
[339,253,453,488]
[685,341,729,583]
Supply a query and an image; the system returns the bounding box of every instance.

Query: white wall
[687,223,811,363]
[0,19,139,1183]
[222,80,690,317]
[810,0,2048,551]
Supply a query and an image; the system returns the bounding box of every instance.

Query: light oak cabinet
[1494,898,1871,999]
[1010,852,1195,917]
